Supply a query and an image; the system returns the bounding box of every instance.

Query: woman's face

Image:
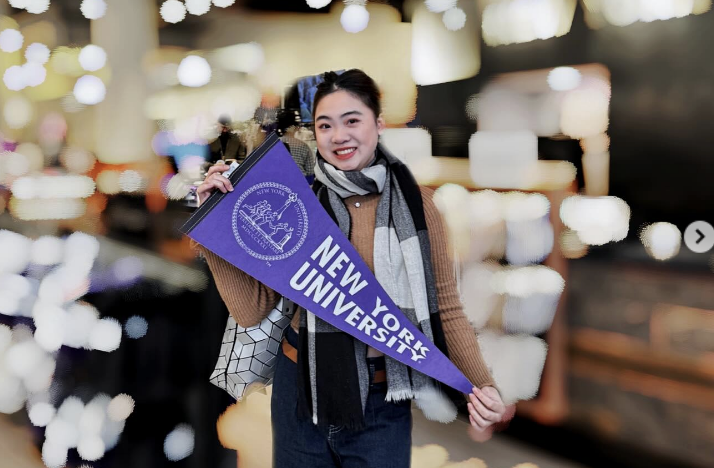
[314,90,385,172]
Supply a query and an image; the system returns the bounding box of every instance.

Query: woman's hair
[313,69,382,120]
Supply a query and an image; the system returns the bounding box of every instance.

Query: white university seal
[232,182,308,262]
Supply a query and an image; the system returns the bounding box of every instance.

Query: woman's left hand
[467,386,506,435]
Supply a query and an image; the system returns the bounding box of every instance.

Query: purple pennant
[181,134,473,394]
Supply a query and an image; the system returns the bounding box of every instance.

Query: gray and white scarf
[295,144,458,429]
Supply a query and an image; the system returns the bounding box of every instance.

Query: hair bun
[321,71,340,85]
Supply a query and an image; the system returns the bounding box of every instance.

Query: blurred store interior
[0,1,713,468]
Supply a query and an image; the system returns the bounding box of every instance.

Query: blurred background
[0,1,712,468]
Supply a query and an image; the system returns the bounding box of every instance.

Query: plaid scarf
[296,144,458,430]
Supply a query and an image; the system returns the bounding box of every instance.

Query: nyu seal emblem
[232,182,308,262]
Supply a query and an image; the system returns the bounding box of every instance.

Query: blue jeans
[271,328,413,468]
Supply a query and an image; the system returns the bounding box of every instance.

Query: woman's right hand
[196,162,233,205]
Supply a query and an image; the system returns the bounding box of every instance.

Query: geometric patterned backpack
[209,298,296,400]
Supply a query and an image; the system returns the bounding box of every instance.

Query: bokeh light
[96,170,121,194]
[425,0,456,13]
[81,0,107,20]
[0,29,24,53]
[25,0,50,14]
[60,147,97,174]
[29,402,56,427]
[164,424,195,461]
[57,396,85,427]
[491,265,565,297]
[161,0,187,24]
[65,302,99,349]
[10,198,87,220]
[212,0,236,7]
[164,174,193,200]
[177,55,211,87]
[306,0,332,8]
[0,274,32,316]
[482,0,577,46]
[77,435,105,461]
[42,440,68,468]
[461,262,502,327]
[33,302,68,351]
[560,195,630,245]
[25,42,51,63]
[4,96,34,129]
[580,132,610,154]
[584,0,709,26]
[442,7,466,31]
[88,318,122,352]
[3,65,26,91]
[79,44,107,72]
[13,175,95,200]
[640,222,681,261]
[107,394,135,421]
[31,236,65,266]
[46,419,79,450]
[8,0,30,9]
[547,66,582,91]
[73,75,107,105]
[63,232,100,268]
[119,170,145,193]
[213,42,265,74]
[0,230,32,274]
[5,339,46,380]
[341,4,370,33]
[3,151,31,178]
[559,229,588,259]
[560,88,610,138]
[477,331,548,404]
[23,355,56,393]
[185,0,211,15]
[15,143,44,173]
[124,315,148,339]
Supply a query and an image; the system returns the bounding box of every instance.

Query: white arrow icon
[684,221,714,253]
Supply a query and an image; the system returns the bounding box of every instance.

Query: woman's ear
[377,115,386,135]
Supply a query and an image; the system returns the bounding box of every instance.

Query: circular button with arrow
[684,221,714,253]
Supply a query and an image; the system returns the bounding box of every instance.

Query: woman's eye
[347,119,359,125]
[318,123,330,129]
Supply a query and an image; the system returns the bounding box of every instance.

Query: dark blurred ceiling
[241,0,406,15]
[242,0,333,13]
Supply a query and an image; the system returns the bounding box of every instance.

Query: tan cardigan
[197,186,495,390]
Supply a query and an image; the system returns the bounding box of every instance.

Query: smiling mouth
[334,147,357,159]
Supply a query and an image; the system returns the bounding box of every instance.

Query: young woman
[196,70,506,468]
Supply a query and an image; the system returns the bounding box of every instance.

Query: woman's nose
[331,127,348,144]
